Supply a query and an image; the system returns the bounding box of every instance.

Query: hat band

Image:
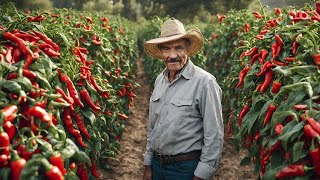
[160,33,184,38]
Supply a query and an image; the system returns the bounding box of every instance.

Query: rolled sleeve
[194,161,216,180]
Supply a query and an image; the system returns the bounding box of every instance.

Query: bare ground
[99,58,258,180]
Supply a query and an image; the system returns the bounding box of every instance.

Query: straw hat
[144,19,204,59]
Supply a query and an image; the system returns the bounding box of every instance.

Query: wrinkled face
[159,39,189,73]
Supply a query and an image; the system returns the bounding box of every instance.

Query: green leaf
[64,171,80,180]
[81,109,96,126]
[262,165,285,180]
[292,141,307,163]
[74,151,91,164]
[279,121,304,150]
[0,167,10,180]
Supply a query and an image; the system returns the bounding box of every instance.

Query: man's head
[144,19,204,60]
[158,38,190,72]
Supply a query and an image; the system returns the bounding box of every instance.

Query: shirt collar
[162,59,195,80]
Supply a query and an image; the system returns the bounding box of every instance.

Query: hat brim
[144,29,204,60]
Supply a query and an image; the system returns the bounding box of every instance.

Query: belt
[154,150,201,164]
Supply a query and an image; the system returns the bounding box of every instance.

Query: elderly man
[143,19,224,180]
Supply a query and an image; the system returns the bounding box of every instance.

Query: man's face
[159,39,189,73]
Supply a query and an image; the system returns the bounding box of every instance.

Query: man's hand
[193,176,204,180]
[143,165,152,180]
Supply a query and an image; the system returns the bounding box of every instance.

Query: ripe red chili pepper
[260,69,273,94]
[244,23,250,32]
[49,152,67,175]
[90,159,101,178]
[275,164,306,178]
[10,150,26,180]
[284,57,295,62]
[235,66,250,88]
[263,103,277,126]
[292,40,298,55]
[29,106,51,123]
[46,166,64,180]
[2,32,34,69]
[31,31,59,52]
[292,104,307,111]
[55,86,74,105]
[238,104,249,127]
[90,76,110,98]
[256,61,275,77]
[1,105,18,123]
[253,12,264,19]
[275,123,283,135]
[259,49,268,64]
[271,59,288,66]
[118,112,128,119]
[3,121,16,141]
[27,15,46,22]
[22,69,37,81]
[304,124,319,139]
[62,108,87,148]
[306,117,320,134]
[58,70,84,108]
[271,80,282,94]
[11,48,22,63]
[0,154,8,168]
[69,107,91,139]
[249,52,261,66]
[312,54,320,65]
[244,46,258,57]
[79,88,101,111]
[76,164,88,180]
[310,144,320,176]
[42,47,60,58]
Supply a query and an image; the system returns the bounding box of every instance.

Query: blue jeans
[151,155,199,180]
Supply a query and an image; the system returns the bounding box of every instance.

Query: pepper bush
[0,3,138,179]
[207,2,320,179]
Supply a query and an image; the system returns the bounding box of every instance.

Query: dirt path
[100,57,257,180]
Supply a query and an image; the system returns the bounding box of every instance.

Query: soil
[99,58,258,180]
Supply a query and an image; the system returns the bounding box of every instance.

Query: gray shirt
[143,60,224,180]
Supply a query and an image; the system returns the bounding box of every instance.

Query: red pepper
[292,104,307,111]
[69,107,91,139]
[238,105,249,127]
[31,31,60,52]
[292,40,298,55]
[259,49,268,64]
[10,150,26,180]
[260,69,273,94]
[13,33,40,42]
[49,152,67,175]
[76,164,88,180]
[2,32,34,69]
[118,112,128,119]
[29,106,51,123]
[90,76,110,98]
[46,166,64,180]
[284,57,295,62]
[58,70,84,108]
[271,59,288,66]
[11,48,23,63]
[275,164,307,178]
[235,66,250,88]
[255,61,275,77]
[249,52,261,66]
[310,142,320,176]
[263,103,277,126]
[90,158,101,178]
[79,88,101,111]
[27,15,46,22]
[244,46,258,57]
[271,80,282,94]
[304,124,319,139]
[22,69,37,81]
[306,117,320,134]
[55,86,74,105]
[244,23,250,32]
[312,54,320,65]
[275,123,283,135]
[253,12,264,19]
[62,108,86,148]
[1,105,18,123]
[3,121,16,141]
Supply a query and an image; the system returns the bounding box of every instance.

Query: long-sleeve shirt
[143,60,224,180]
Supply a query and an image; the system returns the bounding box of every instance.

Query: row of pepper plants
[204,2,320,179]
[139,1,320,179]
[0,2,138,180]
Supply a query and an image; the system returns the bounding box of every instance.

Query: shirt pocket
[170,98,193,116]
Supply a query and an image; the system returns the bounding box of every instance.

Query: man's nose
[168,49,178,58]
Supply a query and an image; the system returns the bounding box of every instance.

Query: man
[143,19,224,180]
